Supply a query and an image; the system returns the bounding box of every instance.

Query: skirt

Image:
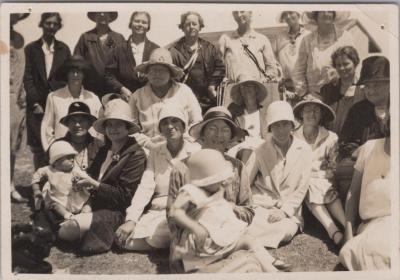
[307,177,338,204]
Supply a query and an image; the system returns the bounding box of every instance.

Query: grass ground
[11,141,344,274]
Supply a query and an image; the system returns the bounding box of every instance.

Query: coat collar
[294,125,330,150]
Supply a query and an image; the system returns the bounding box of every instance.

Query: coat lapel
[49,40,64,79]
[281,137,305,182]
[33,39,47,83]
[142,38,153,62]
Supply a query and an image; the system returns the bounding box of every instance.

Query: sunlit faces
[283,11,300,27]
[363,81,390,106]
[269,120,293,145]
[130,13,150,35]
[159,117,185,140]
[239,83,258,108]
[201,119,233,152]
[42,15,61,37]
[66,115,92,137]
[182,14,201,38]
[334,55,356,80]
[104,119,130,142]
[67,68,85,85]
[233,11,252,26]
[316,11,335,26]
[147,65,171,88]
[53,154,75,172]
[302,104,322,126]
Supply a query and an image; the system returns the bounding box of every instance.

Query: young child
[169,149,290,272]
[32,141,91,222]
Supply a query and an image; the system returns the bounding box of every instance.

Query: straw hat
[266,101,295,131]
[189,106,243,140]
[187,149,234,187]
[87,12,118,23]
[357,56,390,85]
[157,103,188,132]
[93,99,141,135]
[60,101,97,126]
[135,48,184,80]
[230,74,268,106]
[293,96,336,125]
[48,141,77,165]
[302,11,351,25]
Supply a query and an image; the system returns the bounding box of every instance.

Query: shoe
[272,259,292,272]
[332,230,344,248]
[11,190,28,203]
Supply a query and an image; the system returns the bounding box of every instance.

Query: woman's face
[284,12,300,27]
[105,119,130,142]
[240,83,258,108]
[159,117,185,140]
[67,115,92,137]
[95,13,110,26]
[201,119,233,152]
[316,11,335,26]
[270,120,293,145]
[233,11,252,26]
[364,81,390,106]
[131,13,150,35]
[182,14,201,38]
[54,154,75,172]
[147,65,171,88]
[334,55,356,79]
[42,15,61,38]
[67,68,84,86]
[302,104,322,127]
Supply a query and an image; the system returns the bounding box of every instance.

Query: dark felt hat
[357,56,390,85]
[60,101,97,126]
[87,12,118,23]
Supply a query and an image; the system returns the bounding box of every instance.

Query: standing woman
[129,48,202,150]
[293,97,346,246]
[24,12,71,169]
[292,11,354,98]
[105,11,159,101]
[58,99,146,254]
[40,55,102,152]
[169,11,225,113]
[116,104,200,251]
[74,12,125,98]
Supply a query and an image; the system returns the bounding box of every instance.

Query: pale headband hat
[48,140,78,165]
[266,100,295,132]
[157,103,188,132]
[302,11,351,25]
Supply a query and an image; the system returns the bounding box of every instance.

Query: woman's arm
[40,95,55,151]
[291,35,309,97]
[344,169,363,241]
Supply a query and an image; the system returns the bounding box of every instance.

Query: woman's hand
[268,208,286,223]
[76,177,100,191]
[116,221,136,246]
[192,223,209,250]
[120,87,132,102]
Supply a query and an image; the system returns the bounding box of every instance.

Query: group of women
[10,9,392,273]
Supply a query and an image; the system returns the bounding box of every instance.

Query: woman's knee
[58,219,80,242]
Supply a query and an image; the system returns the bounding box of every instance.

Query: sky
[2,3,397,57]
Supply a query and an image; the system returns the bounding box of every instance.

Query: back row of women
[10,9,391,273]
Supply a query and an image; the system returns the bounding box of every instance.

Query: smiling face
[147,65,171,88]
[334,54,356,80]
[67,115,92,137]
[182,14,201,38]
[67,68,84,86]
[130,13,150,36]
[105,119,130,143]
[159,117,185,141]
[41,15,61,38]
[302,104,322,127]
[201,119,233,153]
[269,120,293,145]
[233,11,252,26]
[53,154,75,172]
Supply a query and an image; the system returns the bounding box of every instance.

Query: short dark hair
[178,11,205,30]
[128,11,151,31]
[39,12,62,29]
[331,46,360,68]
[311,11,336,21]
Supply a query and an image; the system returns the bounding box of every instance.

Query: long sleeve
[40,94,56,151]
[104,47,124,93]
[31,167,49,185]
[73,34,86,57]
[209,44,226,86]
[185,87,203,125]
[261,36,278,78]
[291,36,309,97]
[23,46,41,109]
[125,150,157,222]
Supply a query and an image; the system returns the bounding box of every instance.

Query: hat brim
[60,112,97,126]
[93,118,141,135]
[189,117,244,140]
[135,62,184,80]
[87,12,118,23]
[302,11,351,25]
[293,100,336,124]
[356,77,390,86]
[230,80,268,106]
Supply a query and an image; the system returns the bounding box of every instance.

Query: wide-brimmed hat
[101,93,122,107]
[302,11,351,25]
[293,96,336,125]
[60,101,97,126]
[230,74,268,106]
[266,101,295,131]
[87,12,118,23]
[49,140,77,165]
[189,106,244,140]
[10,13,30,25]
[93,99,141,135]
[135,48,184,80]
[357,56,390,85]
[157,103,188,132]
[56,55,92,82]
[277,11,301,23]
[187,149,234,187]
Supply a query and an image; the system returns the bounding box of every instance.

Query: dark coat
[104,36,159,93]
[74,28,125,97]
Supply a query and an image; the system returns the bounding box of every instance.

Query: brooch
[112,153,120,162]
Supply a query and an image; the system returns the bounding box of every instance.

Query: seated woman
[293,97,345,246]
[58,99,146,255]
[245,101,313,249]
[129,48,202,150]
[320,46,363,134]
[115,104,200,250]
[167,106,254,273]
[339,115,391,270]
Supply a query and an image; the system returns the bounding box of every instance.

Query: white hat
[157,103,188,132]
[302,11,351,25]
[266,101,295,131]
[49,141,78,165]
[93,99,141,135]
[230,74,268,106]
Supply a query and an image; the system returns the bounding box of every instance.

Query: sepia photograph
[0,1,399,279]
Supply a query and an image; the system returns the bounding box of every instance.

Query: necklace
[74,148,88,171]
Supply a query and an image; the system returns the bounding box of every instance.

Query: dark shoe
[332,230,345,248]
[11,190,28,203]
